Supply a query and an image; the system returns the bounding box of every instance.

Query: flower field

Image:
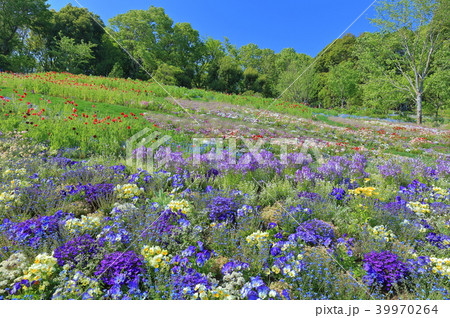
[0,72,449,300]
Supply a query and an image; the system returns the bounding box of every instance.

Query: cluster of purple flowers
[60,164,127,184]
[10,279,33,295]
[221,260,250,275]
[285,204,313,223]
[207,196,238,222]
[363,251,409,291]
[289,219,335,247]
[295,166,321,184]
[318,155,369,182]
[436,159,450,178]
[205,168,219,180]
[150,209,186,237]
[170,173,185,190]
[330,188,347,201]
[105,275,147,300]
[378,162,403,179]
[297,191,322,201]
[44,156,81,168]
[190,149,316,175]
[153,147,187,171]
[240,276,284,300]
[269,241,286,257]
[425,232,450,249]
[375,196,413,218]
[128,169,153,186]
[171,268,211,299]
[54,234,103,268]
[95,251,146,287]
[407,255,432,274]
[399,180,430,201]
[61,183,115,208]
[237,150,283,173]
[341,178,359,189]
[0,210,69,248]
[336,234,356,256]
[181,241,213,267]
[281,152,312,167]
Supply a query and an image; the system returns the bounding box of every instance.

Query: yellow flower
[246,231,269,248]
[167,199,191,214]
[271,265,281,274]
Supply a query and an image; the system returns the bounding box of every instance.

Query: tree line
[0,0,448,123]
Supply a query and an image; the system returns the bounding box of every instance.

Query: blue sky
[47,0,379,57]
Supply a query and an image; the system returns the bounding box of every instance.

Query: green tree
[199,37,226,89]
[361,78,409,115]
[109,6,174,78]
[239,43,262,70]
[327,61,361,107]
[153,63,183,86]
[313,34,357,106]
[258,48,277,97]
[95,34,125,76]
[0,0,50,69]
[108,62,124,78]
[27,4,107,73]
[242,67,260,92]
[369,0,447,123]
[217,56,242,93]
[276,50,316,103]
[54,35,96,73]
[315,34,357,73]
[238,44,277,96]
[426,37,449,121]
[169,22,205,87]
[51,4,105,74]
[357,32,411,114]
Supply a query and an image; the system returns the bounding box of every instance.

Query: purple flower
[1,210,70,248]
[62,183,115,209]
[221,260,250,275]
[378,162,403,179]
[270,246,282,256]
[330,188,346,201]
[363,251,409,291]
[95,251,146,287]
[45,156,81,168]
[289,219,335,247]
[205,168,219,180]
[426,232,450,249]
[207,196,238,222]
[171,268,210,299]
[337,235,355,256]
[54,234,103,268]
[297,191,322,201]
[148,209,186,239]
[240,276,278,300]
[295,166,321,184]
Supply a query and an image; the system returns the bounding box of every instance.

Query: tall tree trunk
[416,93,423,124]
